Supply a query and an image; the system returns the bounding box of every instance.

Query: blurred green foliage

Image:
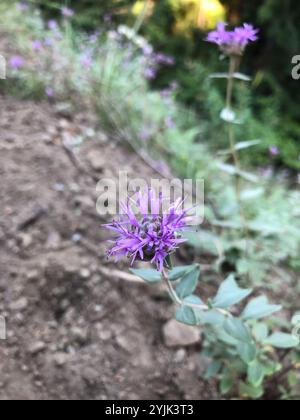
[35,0,300,169]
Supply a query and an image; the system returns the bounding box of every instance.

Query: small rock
[29,341,46,355]
[41,133,52,143]
[80,268,91,279]
[46,232,61,249]
[18,233,32,248]
[174,349,187,363]
[53,352,69,367]
[99,330,112,341]
[87,149,105,172]
[163,319,200,348]
[71,327,88,344]
[26,270,39,281]
[10,297,28,312]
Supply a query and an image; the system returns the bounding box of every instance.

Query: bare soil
[0,95,218,400]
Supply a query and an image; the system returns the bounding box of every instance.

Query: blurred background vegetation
[1,0,300,289]
[1,1,299,399]
[36,0,300,170]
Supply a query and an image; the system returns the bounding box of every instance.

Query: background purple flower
[104,190,191,271]
[206,22,259,53]
[269,145,279,156]
[45,87,55,98]
[165,116,176,129]
[144,67,157,80]
[9,56,25,70]
[80,54,93,69]
[234,24,259,46]
[32,40,43,51]
[48,20,58,30]
[16,2,29,11]
[61,7,74,18]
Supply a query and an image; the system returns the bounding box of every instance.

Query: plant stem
[161,268,230,316]
[133,0,150,35]
[225,55,250,269]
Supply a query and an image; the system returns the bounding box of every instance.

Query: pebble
[29,341,46,355]
[163,319,200,348]
[10,297,28,312]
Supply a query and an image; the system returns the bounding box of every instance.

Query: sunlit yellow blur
[172,0,225,32]
[132,0,154,17]
[132,0,225,34]
[198,0,225,29]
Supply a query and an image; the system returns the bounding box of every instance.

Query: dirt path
[0,95,217,400]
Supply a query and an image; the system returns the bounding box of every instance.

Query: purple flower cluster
[104,190,191,271]
[9,55,25,70]
[207,22,259,55]
[16,2,29,12]
[61,7,74,18]
[32,40,43,51]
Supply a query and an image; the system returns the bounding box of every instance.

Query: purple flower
[165,116,176,129]
[32,40,43,51]
[206,22,233,46]
[9,55,24,70]
[144,67,157,80]
[104,190,192,271]
[48,20,58,30]
[154,53,175,66]
[44,37,54,47]
[269,145,279,156]
[80,54,93,68]
[61,7,74,18]
[45,87,55,98]
[206,22,259,55]
[234,24,259,47]
[142,44,154,56]
[16,2,29,11]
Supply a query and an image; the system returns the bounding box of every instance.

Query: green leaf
[247,361,264,387]
[233,72,252,82]
[239,382,264,399]
[240,188,264,201]
[201,310,225,326]
[263,360,282,376]
[204,361,222,379]
[210,72,251,82]
[213,326,239,346]
[237,341,257,364]
[234,140,261,151]
[264,332,300,349]
[252,323,269,342]
[224,317,252,343]
[242,296,282,321]
[175,295,203,326]
[130,268,161,283]
[175,265,200,299]
[213,274,252,309]
[168,265,198,281]
[216,163,259,183]
[220,369,234,395]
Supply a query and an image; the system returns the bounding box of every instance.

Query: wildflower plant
[105,189,299,399]
[2,2,300,399]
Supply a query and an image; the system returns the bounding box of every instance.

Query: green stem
[161,268,231,317]
[133,0,150,35]
[225,55,250,266]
